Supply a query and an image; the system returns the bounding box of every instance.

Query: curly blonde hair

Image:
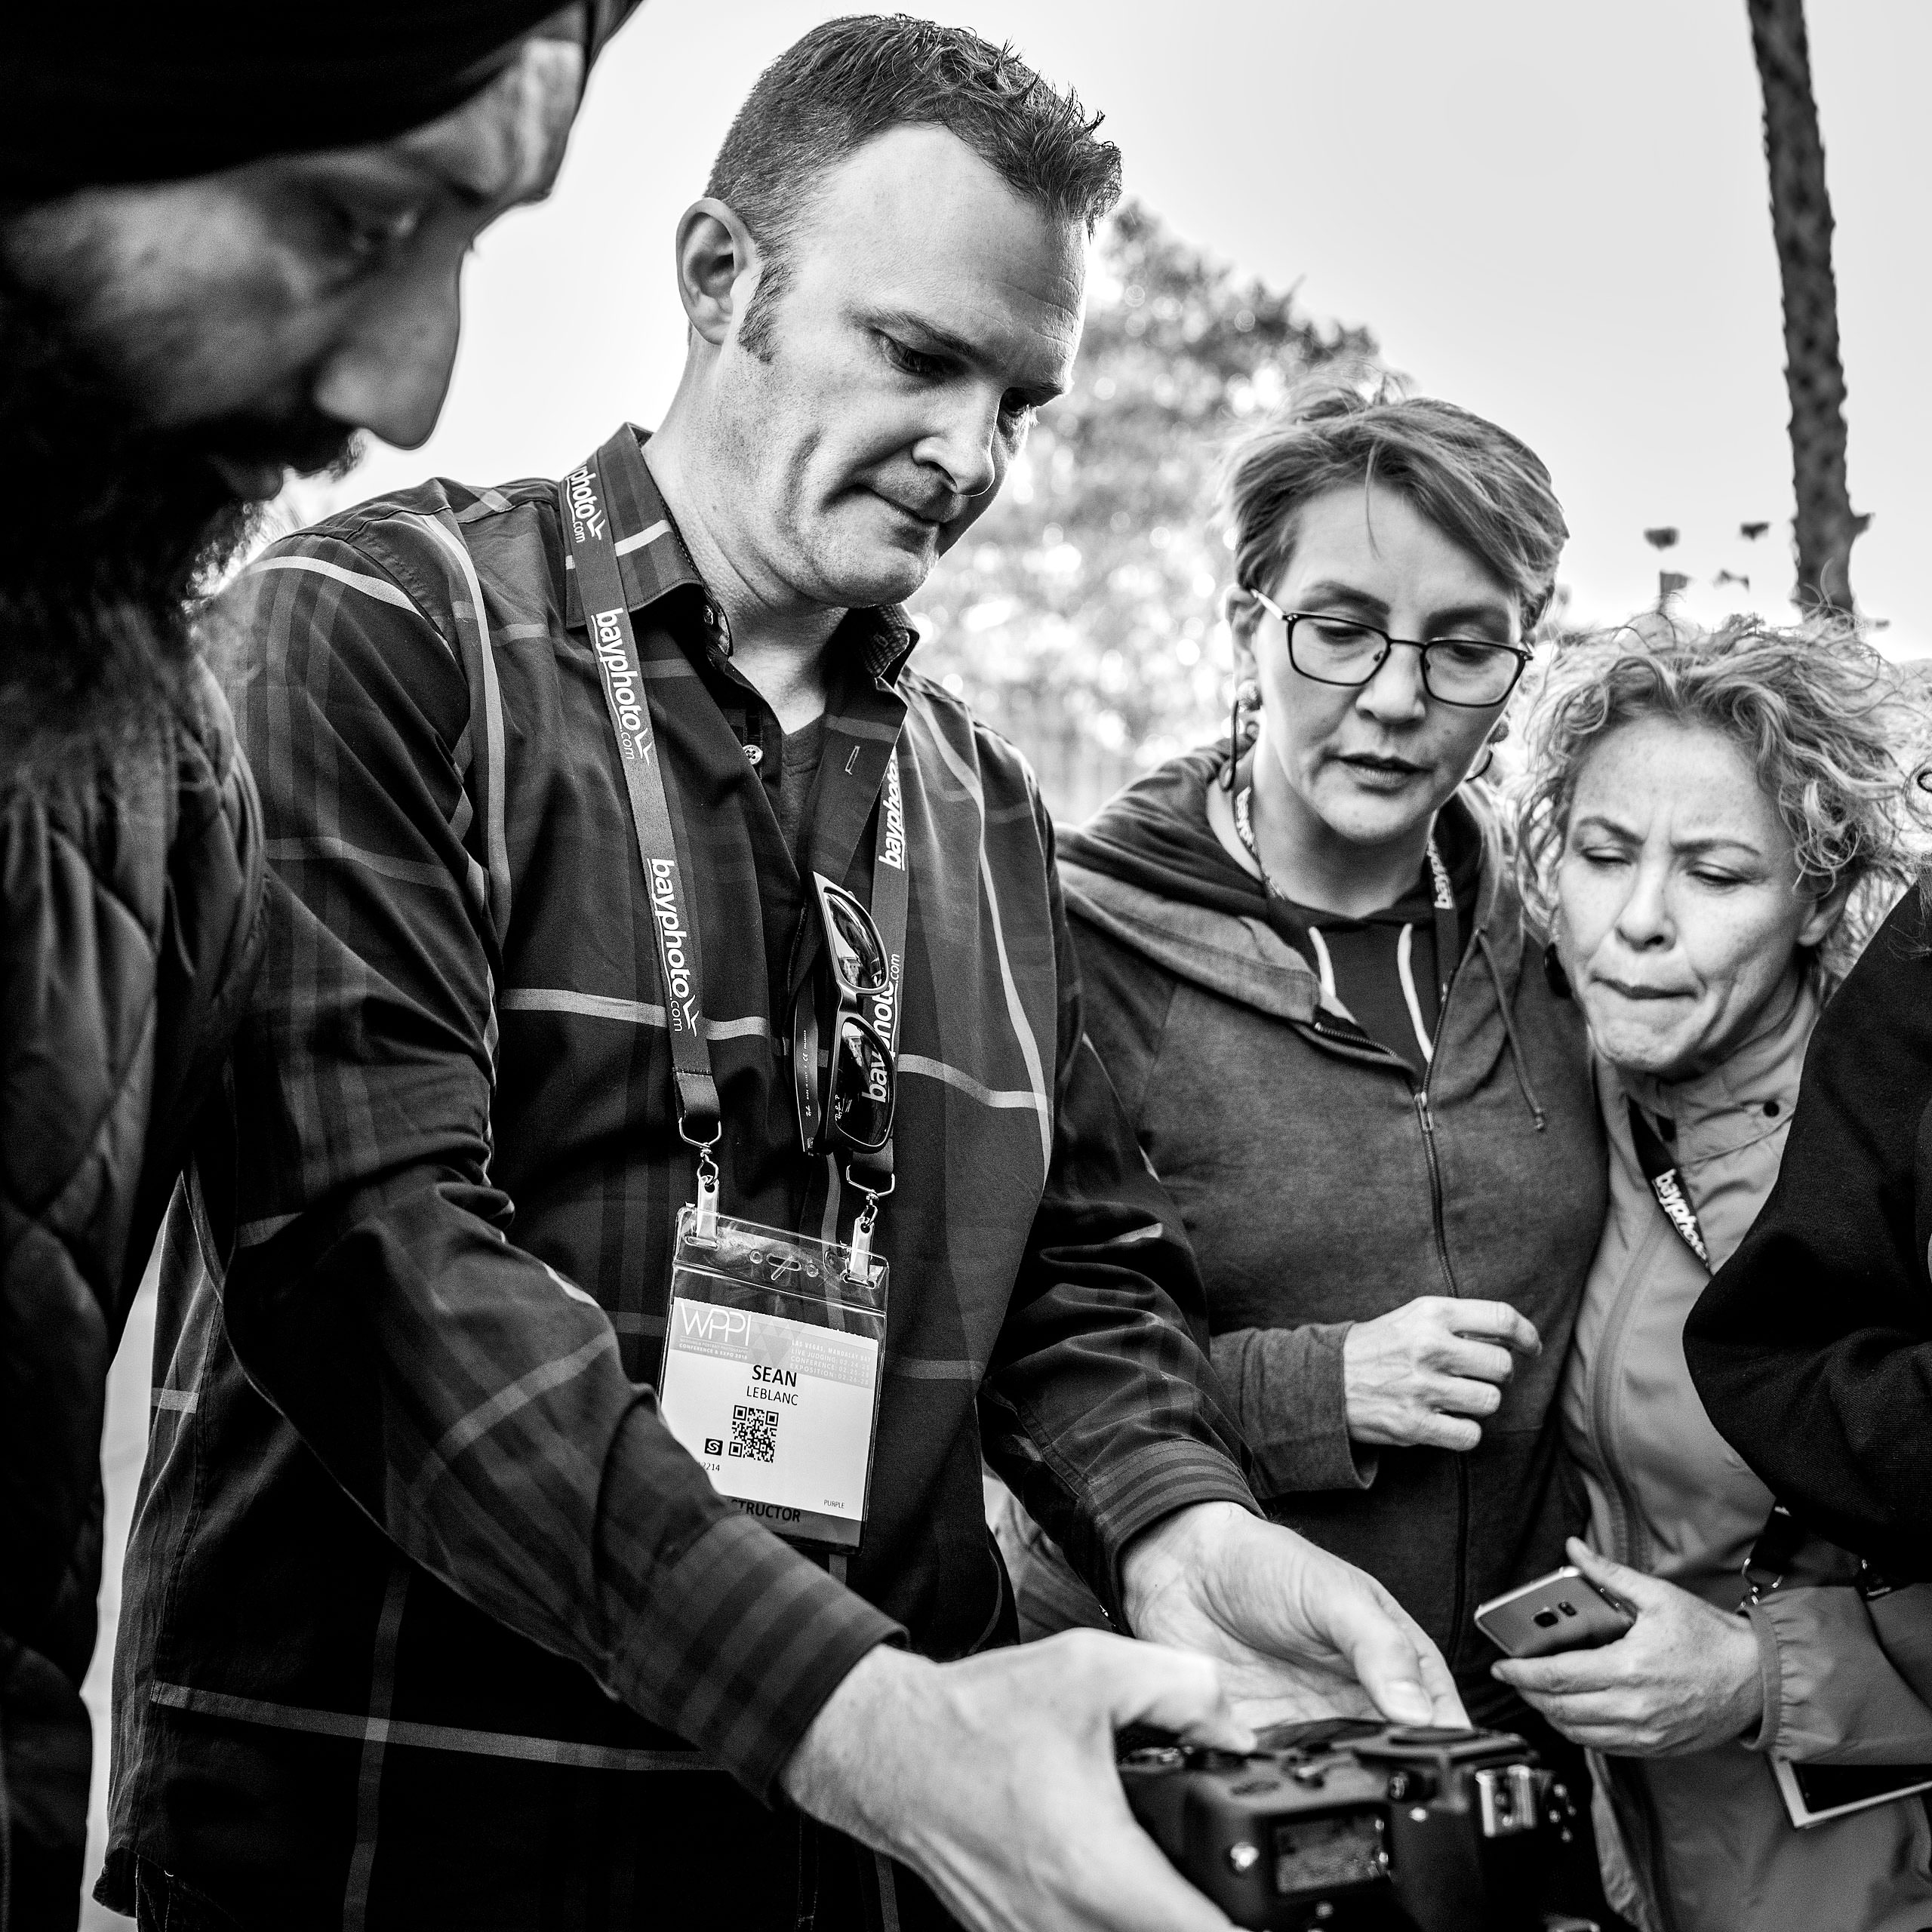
[1514,612,1932,986]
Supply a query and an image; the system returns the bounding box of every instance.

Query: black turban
[2,2,641,197]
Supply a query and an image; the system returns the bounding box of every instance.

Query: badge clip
[685,1129,722,1244]
[844,1168,893,1281]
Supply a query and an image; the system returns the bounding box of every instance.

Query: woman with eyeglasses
[993,384,1614,1911]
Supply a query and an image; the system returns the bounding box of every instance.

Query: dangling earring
[1469,718,1511,783]
[1221,678,1262,789]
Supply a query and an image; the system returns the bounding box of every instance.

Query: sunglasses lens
[823,891,888,992]
[829,1019,893,1151]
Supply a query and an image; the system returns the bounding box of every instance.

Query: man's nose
[914,389,1000,503]
[309,260,464,451]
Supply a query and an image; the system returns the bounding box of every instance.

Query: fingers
[1492,1650,1619,1697]
[1435,1368,1507,1413]
[1444,1338,1517,1386]
[1324,1575,1452,1728]
[1061,1630,1253,1753]
[1407,1411,1482,1453]
[1564,1537,1652,1607]
[1443,1300,1542,1355]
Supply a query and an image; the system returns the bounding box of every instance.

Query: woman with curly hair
[1497,615,1932,1932]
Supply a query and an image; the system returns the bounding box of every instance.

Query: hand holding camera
[782,1630,1254,1932]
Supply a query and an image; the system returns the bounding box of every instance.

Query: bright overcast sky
[302,0,1932,657]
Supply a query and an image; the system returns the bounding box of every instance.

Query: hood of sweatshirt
[1057,746,1509,1030]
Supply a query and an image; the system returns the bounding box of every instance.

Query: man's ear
[1797,874,1854,952]
[673,196,761,347]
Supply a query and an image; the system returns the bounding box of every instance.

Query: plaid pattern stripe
[108,427,1254,1921]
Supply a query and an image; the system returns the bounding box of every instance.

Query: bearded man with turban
[0,10,639,1924]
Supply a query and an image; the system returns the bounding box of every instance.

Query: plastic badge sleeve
[657,1205,888,1549]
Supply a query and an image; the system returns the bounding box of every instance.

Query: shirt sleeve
[1685,888,1932,1581]
[214,531,898,1803]
[980,804,1259,1623]
[1209,1325,1378,1496]
[1747,1588,1932,1766]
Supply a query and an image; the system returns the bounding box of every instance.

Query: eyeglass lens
[1290,615,1520,706]
[829,1019,893,1150]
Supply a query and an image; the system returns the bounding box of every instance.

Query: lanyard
[1625,1099,1709,1266]
[557,445,909,1229]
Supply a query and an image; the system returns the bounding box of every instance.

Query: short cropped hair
[709,14,1121,358]
[1219,381,1569,632]
[1515,612,1932,986]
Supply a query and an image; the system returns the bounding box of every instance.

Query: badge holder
[657,1183,888,1552]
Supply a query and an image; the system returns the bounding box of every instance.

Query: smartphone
[1474,1566,1635,1659]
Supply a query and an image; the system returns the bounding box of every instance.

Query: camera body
[1120,1719,1576,1931]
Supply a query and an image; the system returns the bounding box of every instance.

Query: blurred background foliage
[909,200,1383,823]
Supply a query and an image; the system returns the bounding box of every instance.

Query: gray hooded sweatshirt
[1019,749,1607,1715]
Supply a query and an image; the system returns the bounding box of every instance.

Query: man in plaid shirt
[108,20,1461,1931]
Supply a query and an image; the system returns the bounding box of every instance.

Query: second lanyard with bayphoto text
[558,441,907,1550]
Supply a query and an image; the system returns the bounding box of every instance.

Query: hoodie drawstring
[1478,931,1547,1131]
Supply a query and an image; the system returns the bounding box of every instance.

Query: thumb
[1564,1536,1656,1612]
[1333,1583,1463,1727]
[1081,1632,1255,1752]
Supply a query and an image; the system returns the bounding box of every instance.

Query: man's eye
[881,336,947,380]
[998,395,1035,435]
[330,199,425,266]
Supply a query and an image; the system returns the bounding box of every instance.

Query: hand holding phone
[1474,1565,1635,1660]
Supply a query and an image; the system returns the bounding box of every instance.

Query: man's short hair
[709,14,1122,358]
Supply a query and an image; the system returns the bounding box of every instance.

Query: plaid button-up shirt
[107,427,1256,1927]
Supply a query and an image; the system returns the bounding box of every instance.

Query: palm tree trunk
[1747,0,1861,612]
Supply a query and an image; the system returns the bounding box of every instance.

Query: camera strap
[558,442,909,1243]
[1625,1098,1709,1266]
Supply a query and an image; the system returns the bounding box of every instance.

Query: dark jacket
[103,435,1254,1931]
[1687,884,1932,1579]
[1004,750,1605,1715]
[0,658,263,1931]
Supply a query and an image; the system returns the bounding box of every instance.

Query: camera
[1120,1718,1593,1931]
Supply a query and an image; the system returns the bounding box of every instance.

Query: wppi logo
[650,860,700,1034]
[565,463,605,543]
[678,1303,747,1344]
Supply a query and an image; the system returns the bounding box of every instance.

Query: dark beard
[0,251,358,773]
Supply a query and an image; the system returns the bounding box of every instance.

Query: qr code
[729,1404,779,1464]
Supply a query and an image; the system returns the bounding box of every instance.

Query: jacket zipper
[1412,1086,1472,1665]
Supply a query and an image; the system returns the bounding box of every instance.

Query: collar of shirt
[559,423,917,692]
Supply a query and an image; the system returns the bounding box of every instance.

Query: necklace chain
[1232,784,1293,903]
[1233,781,1450,913]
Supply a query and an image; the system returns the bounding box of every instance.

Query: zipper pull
[1414,1092,1435,1136]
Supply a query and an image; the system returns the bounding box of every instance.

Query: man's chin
[817,541,938,614]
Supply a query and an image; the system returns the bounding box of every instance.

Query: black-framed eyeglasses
[791,873,896,1158]
[1251,591,1531,708]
